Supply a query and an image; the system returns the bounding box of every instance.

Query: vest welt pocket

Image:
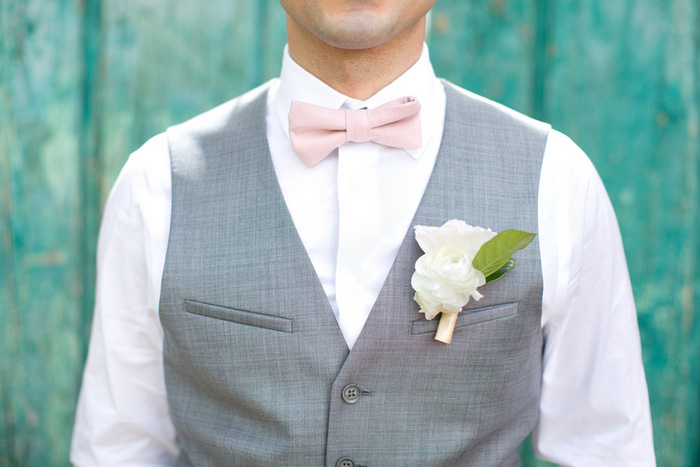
[410,302,519,336]
[184,299,294,333]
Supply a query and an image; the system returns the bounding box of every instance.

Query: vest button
[336,457,356,467]
[342,384,361,404]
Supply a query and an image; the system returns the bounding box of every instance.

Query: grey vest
[161,81,550,467]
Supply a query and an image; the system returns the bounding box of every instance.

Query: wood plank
[97,0,285,205]
[0,0,85,464]
[544,1,699,465]
[429,0,540,116]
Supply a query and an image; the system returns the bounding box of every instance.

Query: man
[71,1,655,465]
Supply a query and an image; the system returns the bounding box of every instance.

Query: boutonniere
[411,219,536,344]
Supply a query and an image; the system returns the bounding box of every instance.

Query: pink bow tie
[288,96,422,167]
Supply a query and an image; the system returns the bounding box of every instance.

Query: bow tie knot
[345,109,371,143]
[288,96,422,167]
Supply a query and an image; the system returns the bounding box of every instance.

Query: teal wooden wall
[1,0,698,465]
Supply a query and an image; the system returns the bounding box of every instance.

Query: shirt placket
[335,140,382,350]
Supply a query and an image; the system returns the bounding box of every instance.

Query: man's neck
[286,16,426,101]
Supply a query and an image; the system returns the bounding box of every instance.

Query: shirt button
[342,384,361,404]
[336,457,356,467]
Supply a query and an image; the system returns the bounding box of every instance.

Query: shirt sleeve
[70,134,178,466]
[534,130,656,466]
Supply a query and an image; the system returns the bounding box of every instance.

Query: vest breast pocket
[409,301,519,336]
[184,299,295,333]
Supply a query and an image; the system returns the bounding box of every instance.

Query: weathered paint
[0,0,697,465]
[1,0,85,465]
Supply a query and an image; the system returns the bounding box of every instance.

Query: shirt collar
[274,43,441,160]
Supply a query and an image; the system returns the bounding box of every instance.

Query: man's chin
[321,36,391,51]
[315,21,401,51]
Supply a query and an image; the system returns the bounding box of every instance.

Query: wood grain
[1,0,84,464]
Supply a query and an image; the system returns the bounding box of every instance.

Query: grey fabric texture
[160,80,550,467]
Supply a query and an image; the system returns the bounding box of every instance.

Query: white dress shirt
[71,45,655,466]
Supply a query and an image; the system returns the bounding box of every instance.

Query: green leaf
[472,230,536,278]
[484,258,515,284]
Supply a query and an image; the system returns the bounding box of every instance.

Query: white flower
[411,220,496,320]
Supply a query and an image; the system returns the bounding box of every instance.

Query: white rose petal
[411,220,495,319]
[414,219,495,257]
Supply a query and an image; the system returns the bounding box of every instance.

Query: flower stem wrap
[435,312,459,344]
